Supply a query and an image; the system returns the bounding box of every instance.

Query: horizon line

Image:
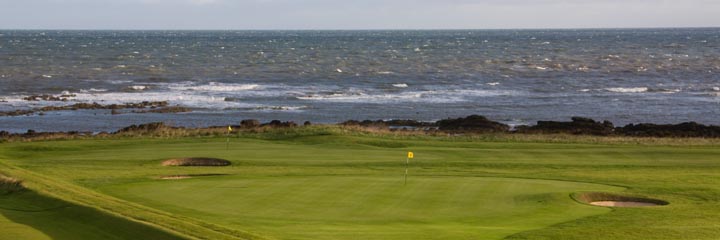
[2,26,720,31]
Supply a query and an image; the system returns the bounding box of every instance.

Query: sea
[1,29,719,133]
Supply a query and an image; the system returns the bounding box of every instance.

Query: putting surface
[102,175,620,240]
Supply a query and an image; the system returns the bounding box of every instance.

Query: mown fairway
[2,128,720,239]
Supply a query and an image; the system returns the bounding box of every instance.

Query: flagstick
[226,128,230,151]
[404,156,409,186]
[226,126,233,151]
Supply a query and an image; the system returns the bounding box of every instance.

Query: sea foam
[605,87,649,93]
[168,82,260,92]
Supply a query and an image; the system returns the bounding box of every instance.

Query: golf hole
[575,192,668,208]
[161,157,231,166]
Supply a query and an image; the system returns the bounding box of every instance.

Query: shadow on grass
[0,189,184,240]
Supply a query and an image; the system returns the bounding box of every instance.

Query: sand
[590,201,661,207]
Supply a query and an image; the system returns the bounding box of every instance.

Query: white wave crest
[168,82,260,92]
[253,105,308,111]
[392,83,409,88]
[605,87,648,93]
[649,88,681,94]
[69,91,258,109]
[297,89,519,103]
[129,85,149,91]
[80,88,108,93]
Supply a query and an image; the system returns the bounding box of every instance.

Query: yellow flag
[228,126,233,132]
[407,152,414,159]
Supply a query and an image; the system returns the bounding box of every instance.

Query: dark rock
[515,117,614,135]
[35,101,170,112]
[267,120,282,126]
[262,120,297,128]
[0,109,35,117]
[340,120,361,126]
[23,94,74,101]
[132,106,191,114]
[115,122,166,133]
[341,119,432,127]
[618,122,720,138]
[240,119,261,128]
[436,115,510,132]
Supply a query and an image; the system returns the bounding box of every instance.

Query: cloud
[0,0,719,29]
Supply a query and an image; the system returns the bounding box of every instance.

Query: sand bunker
[160,176,193,180]
[575,192,668,208]
[161,157,231,166]
[590,201,661,207]
[158,174,228,180]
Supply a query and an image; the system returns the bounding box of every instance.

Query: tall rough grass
[3,124,720,146]
[0,174,23,192]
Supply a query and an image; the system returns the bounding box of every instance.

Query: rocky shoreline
[0,101,191,117]
[2,115,720,140]
[340,115,720,138]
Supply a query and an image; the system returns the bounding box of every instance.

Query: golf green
[102,175,621,240]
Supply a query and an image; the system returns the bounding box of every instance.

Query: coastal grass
[0,175,23,193]
[1,128,720,239]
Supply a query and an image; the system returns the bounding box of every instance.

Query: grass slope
[1,128,720,239]
[0,189,182,240]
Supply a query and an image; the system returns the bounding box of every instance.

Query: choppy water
[1,29,719,132]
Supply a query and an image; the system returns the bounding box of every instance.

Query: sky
[1,0,720,30]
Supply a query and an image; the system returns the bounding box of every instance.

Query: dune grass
[1,127,720,239]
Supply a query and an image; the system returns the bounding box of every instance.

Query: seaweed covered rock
[342,119,431,127]
[240,119,261,128]
[0,109,35,117]
[262,120,298,128]
[618,122,720,138]
[116,122,166,133]
[132,106,191,114]
[515,117,614,135]
[436,115,509,132]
